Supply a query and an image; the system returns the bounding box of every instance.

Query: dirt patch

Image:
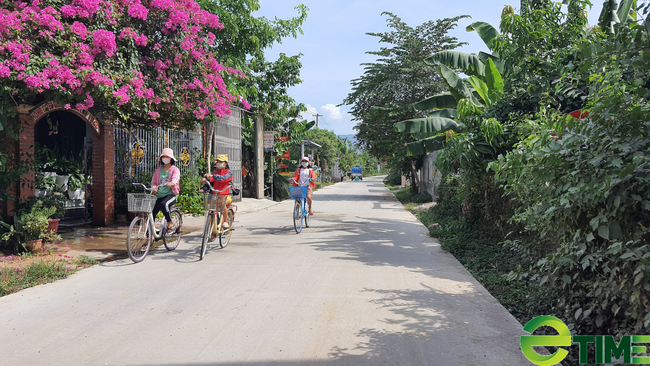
[0,245,72,270]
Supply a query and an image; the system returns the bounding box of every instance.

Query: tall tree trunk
[410,162,419,194]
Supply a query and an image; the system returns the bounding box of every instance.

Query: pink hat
[301,156,309,162]
[160,148,176,162]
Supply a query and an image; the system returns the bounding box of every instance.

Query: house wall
[419,151,442,199]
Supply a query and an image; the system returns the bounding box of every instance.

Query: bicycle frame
[132,183,169,240]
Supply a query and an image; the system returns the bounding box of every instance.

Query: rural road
[0,176,530,365]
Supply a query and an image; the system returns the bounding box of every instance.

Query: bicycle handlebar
[132,183,154,192]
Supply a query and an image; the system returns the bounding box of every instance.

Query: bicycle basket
[203,193,220,211]
[127,193,157,213]
[290,186,308,199]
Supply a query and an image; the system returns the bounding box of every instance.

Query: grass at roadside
[0,252,98,297]
[389,185,554,324]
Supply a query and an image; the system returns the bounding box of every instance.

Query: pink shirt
[152,166,180,195]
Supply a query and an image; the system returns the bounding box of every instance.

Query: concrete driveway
[0,176,530,366]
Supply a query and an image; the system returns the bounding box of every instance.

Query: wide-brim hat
[160,148,176,162]
[301,156,309,162]
[216,154,228,162]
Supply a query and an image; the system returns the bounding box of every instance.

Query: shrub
[384,172,402,186]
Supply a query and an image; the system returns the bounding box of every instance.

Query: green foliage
[488,0,650,336]
[383,172,402,186]
[177,174,204,215]
[342,13,469,187]
[16,195,66,220]
[12,201,61,245]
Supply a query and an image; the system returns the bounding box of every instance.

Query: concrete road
[0,176,530,366]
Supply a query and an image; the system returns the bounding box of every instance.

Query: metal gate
[212,107,242,202]
[114,125,202,180]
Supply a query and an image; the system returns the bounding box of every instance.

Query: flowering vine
[0,0,249,129]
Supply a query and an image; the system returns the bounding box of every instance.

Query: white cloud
[321,104,343,120]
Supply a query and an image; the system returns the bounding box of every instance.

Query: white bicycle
[126,183,183,263]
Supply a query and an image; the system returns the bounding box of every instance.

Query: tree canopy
[341,13,468,182]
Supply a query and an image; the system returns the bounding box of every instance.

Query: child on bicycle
[291,156,316,215]
[200,154,233,236]
[151,148,180,233]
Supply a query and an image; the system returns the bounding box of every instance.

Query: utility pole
[313,113,322,129]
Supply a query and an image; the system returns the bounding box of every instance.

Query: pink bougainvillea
[0,0,248,128]
[127,4,147,20]
[92,29,117,56]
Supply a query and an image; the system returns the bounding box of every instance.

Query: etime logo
[521,315,650,365]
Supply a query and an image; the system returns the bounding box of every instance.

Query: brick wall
[91,123,115,226]
[5,104,116,226]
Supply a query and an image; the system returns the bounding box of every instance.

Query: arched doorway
[33,110,93,223]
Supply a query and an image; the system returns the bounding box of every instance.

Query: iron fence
[114,107,243,203]
[114,125,202,181]
[212,107,242,201]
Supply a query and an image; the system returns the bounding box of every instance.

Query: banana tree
[395,21,505,156]
[597,0,637,33]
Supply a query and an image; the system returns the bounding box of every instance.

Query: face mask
[216,162,226,169]
[301,162,308,168]
[161,158,171,164]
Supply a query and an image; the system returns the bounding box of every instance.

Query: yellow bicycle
[200,186,237,260]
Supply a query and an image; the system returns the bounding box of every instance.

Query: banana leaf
[468,76,492,106]
[414,93,457,111]
[426,51,485,77]
[406,135,447,156]
[428,109,457,119]
[466,21,499,50]
[478,52,504,74]
[396,116,465,134]
[439,65,482,106]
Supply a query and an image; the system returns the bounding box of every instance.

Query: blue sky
[254,1,603,135]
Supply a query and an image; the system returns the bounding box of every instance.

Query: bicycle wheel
[126,215,151,263]
[219,210,234,248]
[293,200,302,233]
[304,200,311,228]
[200,213,214,260]
[163,209,183,251]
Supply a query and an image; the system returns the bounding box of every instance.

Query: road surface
[0,176,530,365]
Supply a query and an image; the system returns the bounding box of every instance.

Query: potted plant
[67,174,85,200]
[34,171,58,197]
[17,201,61,253]
[15,196,66,236]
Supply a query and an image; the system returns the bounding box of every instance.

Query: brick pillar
[92,123,115,226]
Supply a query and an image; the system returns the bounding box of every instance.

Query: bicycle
[200,186,238,260]
[126,183,183,263]
[289,179,311,234]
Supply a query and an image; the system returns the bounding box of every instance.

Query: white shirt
[299,168,311,186]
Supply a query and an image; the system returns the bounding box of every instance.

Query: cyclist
[201,154,233,237]
[151,148,180,233]
[291,156,316,215]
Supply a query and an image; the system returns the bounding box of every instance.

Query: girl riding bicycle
[291,156,316,215]
[151,148,180,233]
[201,154,233,236]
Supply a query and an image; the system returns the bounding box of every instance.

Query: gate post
[92,123,115,226]
[254,115,264,199]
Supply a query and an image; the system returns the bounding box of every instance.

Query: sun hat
[216,154,228,162]
[301,156,309,162]
[160,148,176,162]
